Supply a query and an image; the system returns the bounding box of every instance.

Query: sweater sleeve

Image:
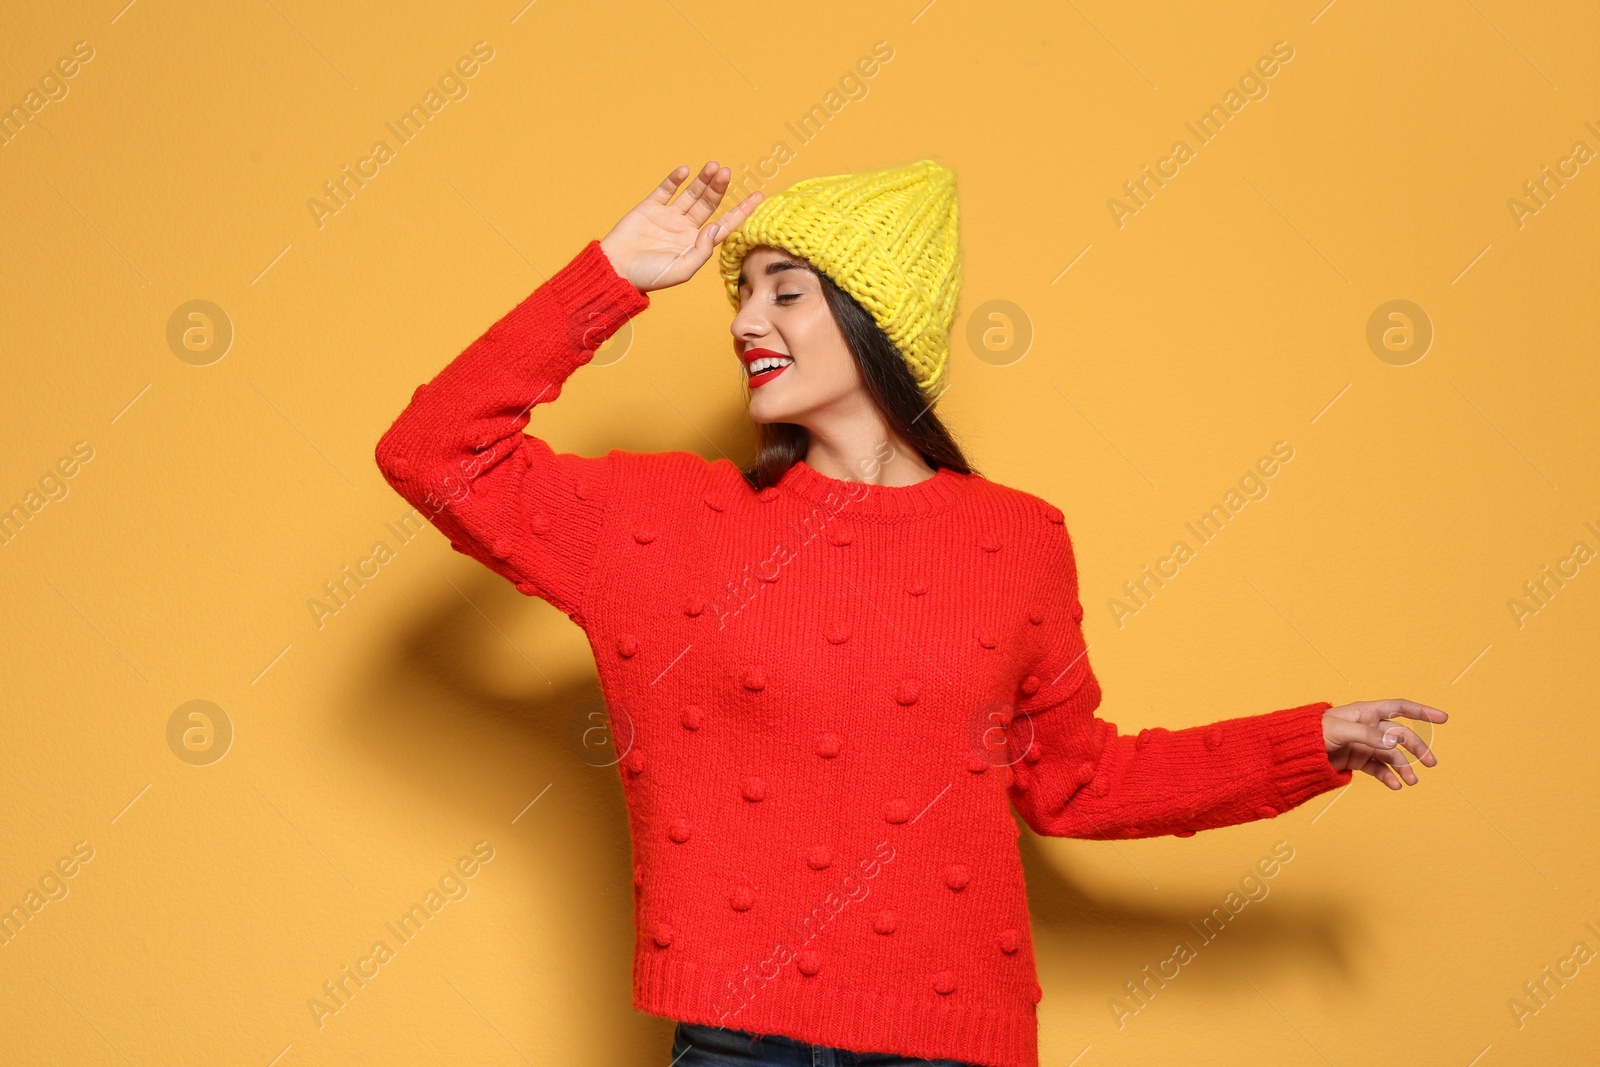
[373,239,648,620]
[1005,510,1354,839]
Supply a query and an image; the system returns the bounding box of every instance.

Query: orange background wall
[3,2,1596,1064]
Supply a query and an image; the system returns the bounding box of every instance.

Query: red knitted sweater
[373,239,1353,1067]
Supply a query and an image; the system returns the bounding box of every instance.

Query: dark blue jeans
[671,1021,981,1066]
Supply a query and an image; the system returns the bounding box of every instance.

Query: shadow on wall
[1014,824,1360,1030]
[337,562,669,1063]
[340,385,1357,1056]
[332,386,757,1059]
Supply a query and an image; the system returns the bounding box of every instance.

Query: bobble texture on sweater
[373,239,1353,1067]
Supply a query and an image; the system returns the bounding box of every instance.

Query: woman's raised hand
[1322,699,1448,789]
[599,161,765,294]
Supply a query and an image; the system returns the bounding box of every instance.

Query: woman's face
[730,246,861,424]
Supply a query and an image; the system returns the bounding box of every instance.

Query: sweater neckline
[776,458,968,519]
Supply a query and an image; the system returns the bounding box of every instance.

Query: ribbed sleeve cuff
[1262,701,1352,815]
[499,238,650,355]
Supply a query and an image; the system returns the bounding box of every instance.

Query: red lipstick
[741,347,794,389]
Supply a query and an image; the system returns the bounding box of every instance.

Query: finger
[684,164,731,227]
[1378,740,1421,785]
[695,218,720,256]
[1381,720,1439,767]
[1370,722,1434,768]
[1378,743,1419,786]
[1357,735,1415,777]
[1328,716,1399,756]
[647,164,692,206]
[1360,755,1404,790]
[672,161,719,215]
[709,191,764,244]
[1372,698,1448,724]
[1331,720,1421,785]
[1339,718,1421,763]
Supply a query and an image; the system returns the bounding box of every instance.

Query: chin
[746,396,791,424]
[746,386,804,423]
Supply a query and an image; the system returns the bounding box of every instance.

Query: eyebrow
[737,260,812,288]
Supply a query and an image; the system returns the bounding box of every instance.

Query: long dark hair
[738,258,976,490]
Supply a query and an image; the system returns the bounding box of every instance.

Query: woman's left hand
[1322,699,1448,789]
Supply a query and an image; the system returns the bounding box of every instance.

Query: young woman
[375,158,1446,1067]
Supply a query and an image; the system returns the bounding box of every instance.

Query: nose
[730,299,770,346]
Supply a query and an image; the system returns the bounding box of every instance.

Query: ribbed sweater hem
[1262,701,1352,814]
[634,951,1037,1067]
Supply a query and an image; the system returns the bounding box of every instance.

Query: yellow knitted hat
[719,158,962,400]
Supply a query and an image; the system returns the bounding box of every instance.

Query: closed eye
[777,292,801,303]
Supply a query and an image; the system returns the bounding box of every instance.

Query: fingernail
[1383,732,1400,746]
